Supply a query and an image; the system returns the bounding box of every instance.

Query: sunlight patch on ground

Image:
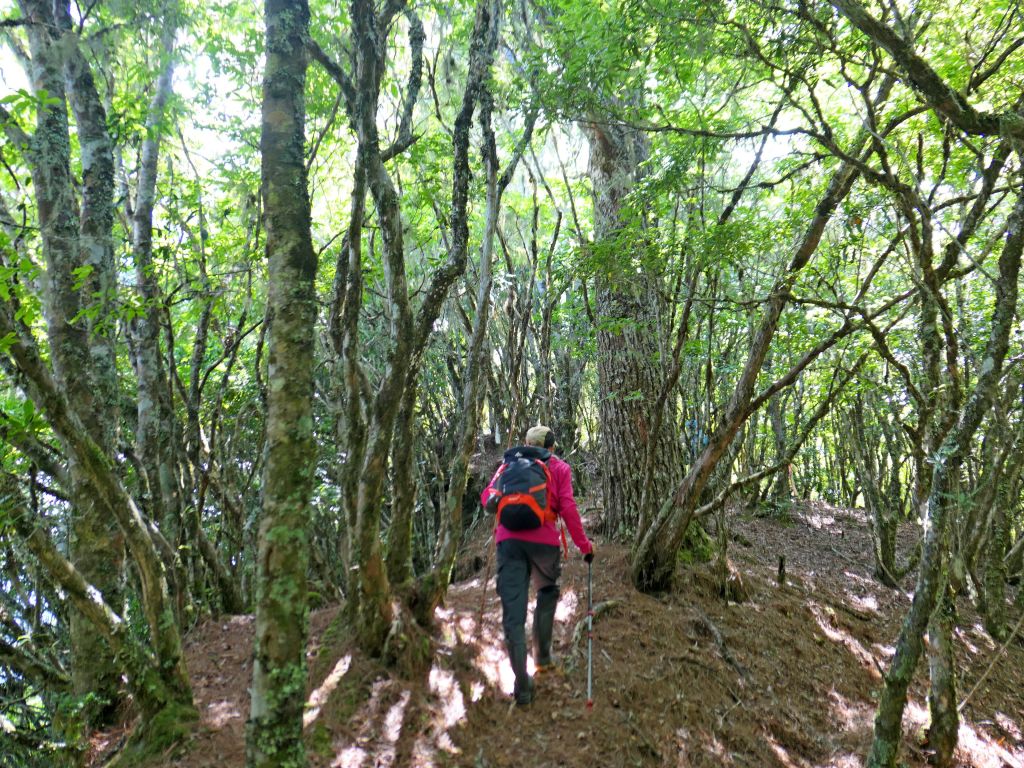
[904,699,928,730]
[956,716,1024,768]
[385,691,410,741]
[405,668,467,767]
[449,576,482,593]
[959,623,997,654]
[435,607,458,648]
[304,653,352,728]
[819,754,860,768]
[995,712,1023,742]
[470,623,515,693]
[393,665,467,764]
[435,605,487,648]
[765,731,808,767]
[454,614,479,642]
[411,734,437,766]
[469,680,485,702]
[331,678,390,766]
[841,570,882,589]
[673,727,692,766]
[957,628,982,656]
[332,745,367,768]
[809,602,882,679]
[698,729,735,766]
[374,690,411,768]
[556,588,579,622]
[204,699,242,729]
[429,665,467,728]
[844,590,879,614]
[872,642,895,660]
[827,688,872,734]
[803,512,837,530]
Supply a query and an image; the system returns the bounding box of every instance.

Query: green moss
[107,701,198,767]
[325,674,367,726]
[676,523,715,565]
[308,722,332,758]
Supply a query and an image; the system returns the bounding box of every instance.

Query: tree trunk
[866,190,1023,768]
[0,300,194,728]
[385,379,420,589]
[926,587,958,767]
[131,29,183,543]
[415,45,525,625]
[19,0,125,723]
[334,0,495,659]
[767,378,791,515]
[245,1,317,765]
[585,115,682,536]
[631,156,862,592]
[982,499,1010,641]
[8,480,196,748]
[346,0,416,657]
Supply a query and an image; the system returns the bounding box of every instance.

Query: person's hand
[583,546,595,564]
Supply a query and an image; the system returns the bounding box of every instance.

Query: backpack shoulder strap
[535,458,558,524]
[535,457,552,480]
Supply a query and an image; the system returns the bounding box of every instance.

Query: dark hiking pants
[496,539,561,651]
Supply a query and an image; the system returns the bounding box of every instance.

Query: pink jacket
[481,453,592,554]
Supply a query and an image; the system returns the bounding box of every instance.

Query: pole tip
[586,699,594,709]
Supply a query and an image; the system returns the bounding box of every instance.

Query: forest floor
[102,501,1024,768]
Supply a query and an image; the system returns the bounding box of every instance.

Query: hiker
[481,425,594,705]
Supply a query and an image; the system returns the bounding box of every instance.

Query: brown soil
[137,502,1024,768]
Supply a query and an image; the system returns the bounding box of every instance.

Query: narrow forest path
[126,503,1024,768]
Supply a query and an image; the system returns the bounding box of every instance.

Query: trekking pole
[586,558,594,709]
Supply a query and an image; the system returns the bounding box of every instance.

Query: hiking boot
[514,675,535,706]
[534,661,562,678]
[508,642,533,705]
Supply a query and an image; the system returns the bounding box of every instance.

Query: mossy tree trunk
[385,380,421,590]
[245,1,318,766]
[0,297,195,729]
[926,587,958,767]
[129,23,186,565]
[866,190,1022,768]
[982,499,1010,641]
[344,0,417,657]
[413,20,531,624]
[18,0,127,724]
[6,479,196,748]
[314,0,496,659]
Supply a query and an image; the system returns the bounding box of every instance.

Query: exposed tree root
[694,611,751,683]
[570,599,623,652]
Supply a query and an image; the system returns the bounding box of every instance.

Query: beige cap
[525,425,553,447]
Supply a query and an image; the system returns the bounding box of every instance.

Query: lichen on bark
[246,0,318,766]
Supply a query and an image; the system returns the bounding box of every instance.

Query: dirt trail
[134,503,1024,768]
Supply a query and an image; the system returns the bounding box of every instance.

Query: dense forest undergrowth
[91,499,1024,768]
